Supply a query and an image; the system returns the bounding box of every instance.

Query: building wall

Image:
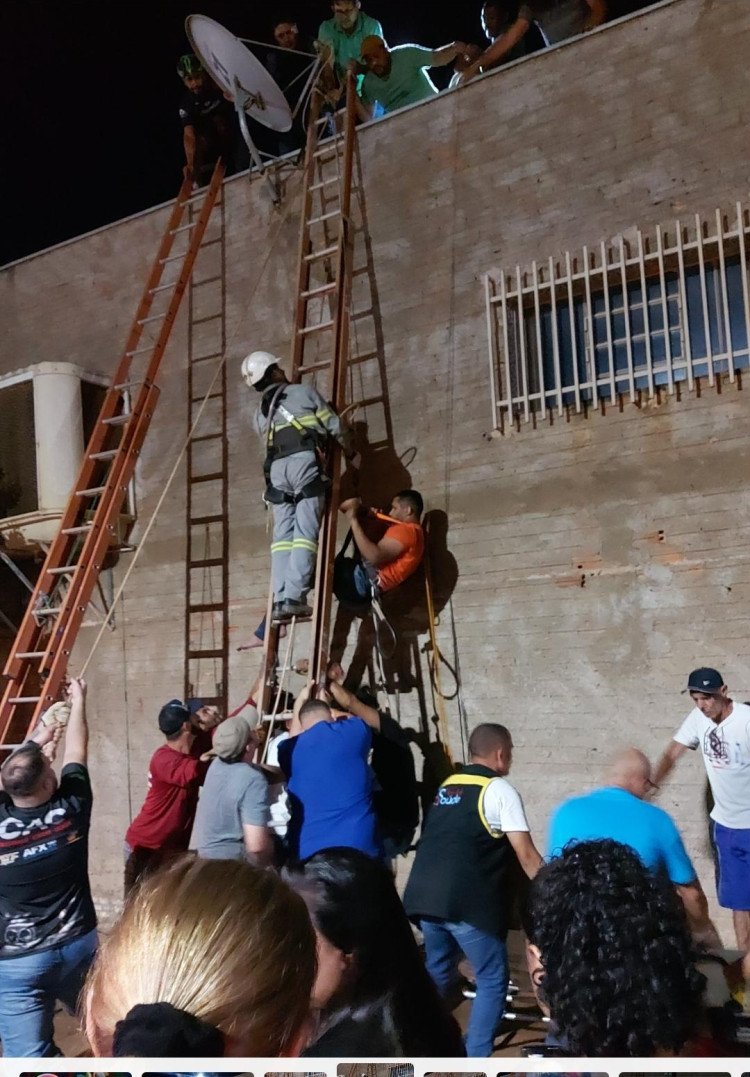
[2,0,749,931]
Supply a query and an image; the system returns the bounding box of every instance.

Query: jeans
[420,917,509,1057]
[0,927,98,1056]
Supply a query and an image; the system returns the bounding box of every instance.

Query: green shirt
[317,11,384,77]
[361,45,439,114]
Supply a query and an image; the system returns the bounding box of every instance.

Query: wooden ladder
[260,72,358,712]
[0,161,226,748]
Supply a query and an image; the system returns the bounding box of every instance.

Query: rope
[78,173,302,680]
[261,615,297,763]
[423,530,454,766]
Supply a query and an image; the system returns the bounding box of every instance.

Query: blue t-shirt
[278,717,382,860]
[547,786,696,884]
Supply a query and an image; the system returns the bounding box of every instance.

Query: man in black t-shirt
[0,678,97,1057]
[177,54,247,185]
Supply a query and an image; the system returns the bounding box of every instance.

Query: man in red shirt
[339,488,425,600]
[123,699,220,896]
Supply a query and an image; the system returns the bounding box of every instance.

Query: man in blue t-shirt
[278,696,382,860]
[548,748,720,946]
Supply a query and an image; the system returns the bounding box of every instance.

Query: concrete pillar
[32,364,84,514]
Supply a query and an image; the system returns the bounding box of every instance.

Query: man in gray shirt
[193,715,273,865]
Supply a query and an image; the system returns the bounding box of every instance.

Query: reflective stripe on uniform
[438,772,504,839]
[292,537,318,553]
[271,541,294,553]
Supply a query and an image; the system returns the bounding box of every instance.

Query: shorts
[711,820,750,910]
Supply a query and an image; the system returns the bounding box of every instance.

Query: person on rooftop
[459,0,606,82]
[357,36,469,118]
[317,0,384,83]
[176,54,245,185]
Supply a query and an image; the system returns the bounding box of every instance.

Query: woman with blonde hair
[85,856,316,1057]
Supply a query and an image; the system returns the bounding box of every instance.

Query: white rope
[78,175,302,679]
[261,615,297,763]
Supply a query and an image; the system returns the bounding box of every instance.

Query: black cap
[684,667,725,695]
[158,699,190,735]
[186,697,207,715]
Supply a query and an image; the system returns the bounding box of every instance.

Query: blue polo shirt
[548,786,696,884]
[278,717,382,860]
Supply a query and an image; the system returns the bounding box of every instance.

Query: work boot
[271,602,288,624]
[281,598,313,620]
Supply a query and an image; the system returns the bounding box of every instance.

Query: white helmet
[240,350,281,388]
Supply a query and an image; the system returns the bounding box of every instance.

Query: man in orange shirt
[338,489,425,602]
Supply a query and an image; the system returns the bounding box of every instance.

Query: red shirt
[377,521,424,592]
[125,740,210,852]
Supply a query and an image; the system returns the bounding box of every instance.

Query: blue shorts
[711,820,750,910]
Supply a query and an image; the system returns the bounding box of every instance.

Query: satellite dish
[186,14,293,133]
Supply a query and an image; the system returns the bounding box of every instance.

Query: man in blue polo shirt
[278,696,382,861]
[549,747,720,946]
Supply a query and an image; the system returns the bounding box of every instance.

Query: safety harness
[262,384,331,505]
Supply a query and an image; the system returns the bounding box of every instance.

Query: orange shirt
[377,521,425,593]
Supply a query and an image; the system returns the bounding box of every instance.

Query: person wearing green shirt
[317,0,384,80]
[358,37,469,118]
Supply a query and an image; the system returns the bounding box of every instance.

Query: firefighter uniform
[256,382,349,609]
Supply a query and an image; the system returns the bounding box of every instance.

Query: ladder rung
[190,472,223,483]
[304,244,338,262]
[298,320,334,335]
[350,349,378,365]
[170,222,197,234]
[301,281,337,300]
[62,525,92,535]
[15,652,45,659]
[192,313,222,326]
[8,696,42,704]
[34,607,62,617]
[48,565,77,575]
[188,648,224,659]
[192,274,222,287]
[314,143,342,161]
[191,352,222,365]
[298,358,332,375]
[189,557,224,569]
[191,514,224,525]
[89,449,118,460]
[189,602,225,613]
[125,345,153,357]
[138,312,166,325]
[191,392,222,403]
[201,237,222,248]
[190,432,222,443]
[307,209,340,226]
[149,281,176,295]
[309,176,339,191]
[102,414,131,425]
[113,380,143,392]
[160,253,185,265]
[76,486,106,497]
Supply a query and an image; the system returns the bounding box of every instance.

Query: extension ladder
[0,162,226,748]
[260,71,357,713]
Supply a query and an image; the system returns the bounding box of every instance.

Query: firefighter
[242,351,354,621]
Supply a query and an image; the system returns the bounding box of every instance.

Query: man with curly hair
[525,838,706,1056]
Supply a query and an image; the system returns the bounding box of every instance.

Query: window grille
[485,202,750,432]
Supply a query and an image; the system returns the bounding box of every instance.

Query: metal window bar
[485,200,750,431]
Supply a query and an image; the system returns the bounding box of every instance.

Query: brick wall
[2,0,749,935]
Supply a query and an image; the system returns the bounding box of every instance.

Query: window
[485,203,750,431]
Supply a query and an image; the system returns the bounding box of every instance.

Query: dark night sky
[3,0,648,266]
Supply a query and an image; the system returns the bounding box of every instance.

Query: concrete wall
[2,0,749,934]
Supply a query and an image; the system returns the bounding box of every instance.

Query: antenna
[186,14,294,203]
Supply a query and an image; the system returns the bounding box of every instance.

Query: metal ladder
[0,161,226,749]
[183,188,229,712]
[260,72,357,712]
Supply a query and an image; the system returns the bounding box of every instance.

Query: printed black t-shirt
[178,87,235,133]
[0,762,96,958]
